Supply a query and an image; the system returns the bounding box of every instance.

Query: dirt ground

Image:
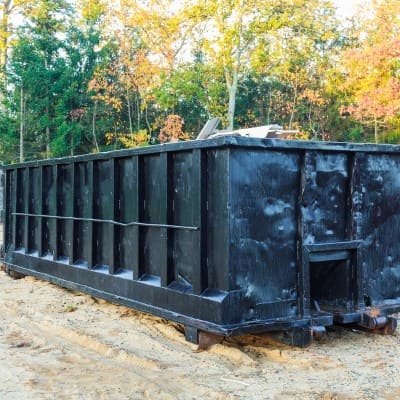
[1,270,400,400]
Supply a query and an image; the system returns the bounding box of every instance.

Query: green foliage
[154,61,225,134]
[2,0,400,164]
[0,114,18,163]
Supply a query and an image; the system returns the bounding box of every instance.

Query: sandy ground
[1,271,400,400]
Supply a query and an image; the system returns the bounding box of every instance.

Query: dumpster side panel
[352,153,400,302]
[0,168,4,251]
[229,149,300,318]
[3,147,233,327]
[301,151,351,244]
[3,147,231,300]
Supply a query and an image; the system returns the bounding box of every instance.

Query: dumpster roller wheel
[1,264,25,280]
[353,313,398,335]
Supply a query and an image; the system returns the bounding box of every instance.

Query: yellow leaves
[0,0,30,67]
[116,0,190,71]
[119,49,161,96]
[88,72,123,111]
[77,0,106,21]
[299,89,327,107]
[106,130,150,148]
[290,122,310,140]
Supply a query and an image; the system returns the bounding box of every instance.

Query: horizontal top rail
[4,136,400,170]
[12,212,199,231]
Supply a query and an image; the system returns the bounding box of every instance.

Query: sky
[334,0,370,17]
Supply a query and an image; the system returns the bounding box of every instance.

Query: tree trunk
[136,93,141,132]
[45,103,50,158]
[226,73,238,131]
[44,57,51,158]
[224,10,242,132]
[225,50,240,131]
[19,84,24,162]
[145,105,151,135]
[289,82,298,130]
[126,90,133,135]
[374,117,378,144]
[46,126,50,158]
[266,85,272,125]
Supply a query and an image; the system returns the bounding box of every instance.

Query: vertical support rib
[298,150,309,318]
[159,152,173,287]
[11,170,18,248]
[108,158,116,274]
[192,149,206,295]
[38,166,44,257]
[132,155,141,280]
[87,161,94,269]
[113,159,119,273]
[23,168,30,253]
[69,163,75,264]
[346,153,364,310]
[45,166,54,258]
[53,165,59,260]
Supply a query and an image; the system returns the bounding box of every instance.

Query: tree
[185,0,262,130]
[185,0,339,132]
[8,0,75,160]
[251,0,340,137]
[339,0,400,143]
[59,0,115,155]
[103,0,199,142]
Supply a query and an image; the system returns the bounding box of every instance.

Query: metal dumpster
[2,137,400,346]
[0,168,4,254]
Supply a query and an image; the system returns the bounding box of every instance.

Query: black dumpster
[2,137,400,346]
[0,168,4,254]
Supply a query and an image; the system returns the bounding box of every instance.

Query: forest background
[0,0,399,163]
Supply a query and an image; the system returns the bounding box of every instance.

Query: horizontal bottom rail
[3,260,331,337]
